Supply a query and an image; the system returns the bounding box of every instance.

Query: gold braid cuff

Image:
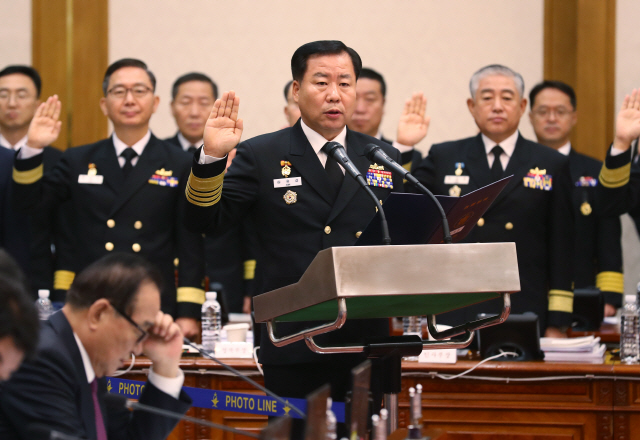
[244,259,256,280]
[599,162,631,188]
[13,164,44,184]
[177,287,206,305]
[596,271,624,294]
[54,270,75,291]
[186,171,224,207]
[548,289,574,313]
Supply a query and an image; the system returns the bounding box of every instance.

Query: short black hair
[0,65,42,98]
[0,250,39,360]
[283,80,293,102]
[66,253,163,315]
[171,72,218,101]
[291,40,362,82]
[529,80,577,110]
[359,67,386,98]
[102,58,156,96]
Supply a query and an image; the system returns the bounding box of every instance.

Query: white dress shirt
[112,131,151,167]
[0,133,28,151]
[557,141,571,156]
[177,132,202,152]
[482,130,519,170]
[375,131,413,154]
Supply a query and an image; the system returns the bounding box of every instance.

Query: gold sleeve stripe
[596,271,624,294]
[599,163,631,188]
[54,270,76,291]
[186,171,224,207]
[13,164,44,185]
[244,259,256,280]
[177,287,206,305]
[548,289,574,313]
[402,162,412,172]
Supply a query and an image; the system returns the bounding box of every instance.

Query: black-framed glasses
[107,85,152,100]
[110,303,148,344]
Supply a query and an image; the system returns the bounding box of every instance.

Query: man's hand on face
[203,91,243,158]
[143,311,183,378]
[396,92,430,146]
[613,88,640,152]
[26,95,62,149]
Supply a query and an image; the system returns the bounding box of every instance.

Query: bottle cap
[625,294,637,304]
[38,289,50,299]
[205,291,217,301]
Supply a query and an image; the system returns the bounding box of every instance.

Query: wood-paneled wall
[544,0,616,161]
[32,0,108,150]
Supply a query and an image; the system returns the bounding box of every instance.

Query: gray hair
[469,64,524,98]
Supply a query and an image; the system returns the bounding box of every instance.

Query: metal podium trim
[266,298,348,347]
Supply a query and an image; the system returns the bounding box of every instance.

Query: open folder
[356,176,512,246]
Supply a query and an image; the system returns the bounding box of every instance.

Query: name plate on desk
[215,341,253,358]
[418,348,457,364]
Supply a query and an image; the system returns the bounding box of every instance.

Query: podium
[254,242,520,431]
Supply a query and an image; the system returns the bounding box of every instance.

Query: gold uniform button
[106,219,115,228]
[505,222,514,230]
[134,221,143,230]
[477,218,485,227]
[132,243,141,252]
[174,258,179,267]
[105,242,114,251]
[324,226,331,234]
[355,231,362,238]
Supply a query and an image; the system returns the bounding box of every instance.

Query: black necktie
[490,145,504,182]
[321,142,344,201]
[121,148,138,179]
[187,145,197,154]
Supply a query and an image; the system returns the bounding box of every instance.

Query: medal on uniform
[283,190,297,204]
[87,163,97,176]
[281,160,292,178]
[449,185,461,197]
[454,162,464,176]
[581,201,592,216]
[523,167,553,191]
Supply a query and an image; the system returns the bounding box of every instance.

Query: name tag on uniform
[273,177,302,188]
[78,174,104,184]
[444,175,469,185]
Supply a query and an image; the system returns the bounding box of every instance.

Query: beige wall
[0,2,31,66]
[109,0,543,151]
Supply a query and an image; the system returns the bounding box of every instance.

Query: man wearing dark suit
[529,80,623,316]
[184,41,427,435]
[347,67,427,173]
[411,64,574,337]
[0,65,64,296]
[11,59,205,338]
[0,253,191,440]
[165,72,257,313]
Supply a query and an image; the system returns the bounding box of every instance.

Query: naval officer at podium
[184,40,428,429]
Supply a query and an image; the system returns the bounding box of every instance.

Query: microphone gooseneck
[182,337,307,419]
[363,143,452,244]
[322,142,391,245]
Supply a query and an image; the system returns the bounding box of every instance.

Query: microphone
[27,424,87,440]
[182,337,306,419]
[363,143,452,244]
[322,142,391,245]
[103,393,261,438]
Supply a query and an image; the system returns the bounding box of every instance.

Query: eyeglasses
[107,85,153,100]
[0,90,35,102]
[110,303,148,344]
[532,107,573,118]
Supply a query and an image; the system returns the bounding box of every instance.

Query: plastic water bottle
[403,316,423,361]
[326,397,337,440]
[201,291,222,352]
[620,294,640,364]
[36,289,54,320]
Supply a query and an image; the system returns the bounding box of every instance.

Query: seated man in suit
[529,80,623,318]
[0,252,191,440]
[0,249,39,381]
[12,59,205,338]
[347,67,427,172]
[411,64,574,337]
[165,72,218,153]
[0,65,64,296]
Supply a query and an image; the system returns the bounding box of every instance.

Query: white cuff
[17,145,45,159]
[610,145,627,157]
[198,147,227,164]
[148,367,184,399]
[392,141,414,154]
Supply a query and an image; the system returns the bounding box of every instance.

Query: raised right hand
[613,89,640,152]
[203,91,244,158]
[26,95,62,149]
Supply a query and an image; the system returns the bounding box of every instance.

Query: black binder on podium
[356,176,512,246]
